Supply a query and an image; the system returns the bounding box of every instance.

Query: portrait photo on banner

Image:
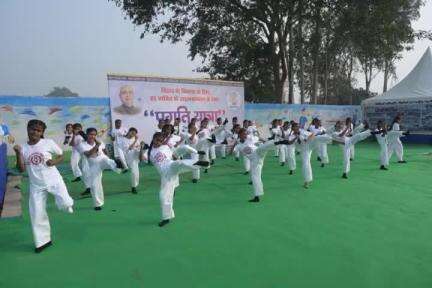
[108,75,245,143]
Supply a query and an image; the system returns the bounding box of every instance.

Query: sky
[0,0,431,99]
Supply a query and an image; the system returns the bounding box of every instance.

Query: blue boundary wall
[0,96,111,155]
[0,96,430,149]
[245,103,362,135]
[0,143,7,212]
[0,96,109,106]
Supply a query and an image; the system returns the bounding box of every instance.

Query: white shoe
[114,168,122,174]
[67,206,74,213]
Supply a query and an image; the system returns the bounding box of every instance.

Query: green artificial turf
[1,143,432,288]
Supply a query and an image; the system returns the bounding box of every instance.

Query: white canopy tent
[362,47,432,132]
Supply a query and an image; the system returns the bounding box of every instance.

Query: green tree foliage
[45,87,79,97]
[111,0,426,104]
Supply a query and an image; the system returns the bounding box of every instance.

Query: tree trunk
[269,32,283,103]
[277,30,288,103]
[311,55,319,104]
[296,0,306,104]
[288,21,294,104]
[311,4,322,104]
[383,60,389,93]
[324,51,328,104]
[363,59,372,94]
[348,55,354,105]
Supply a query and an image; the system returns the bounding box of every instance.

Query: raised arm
[69,133,76,147]
[84,142,100,157]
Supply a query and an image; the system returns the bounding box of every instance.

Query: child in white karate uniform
[292,123,332,188]
[212,117,229,159]
[179,124,212,183]
[282,122,298,175]
[345,118,355,161]
[230,124,241,161]
[162,124,188,188]
[373,120,401,171]
[14,119,74,253]
[69,123,85,182]
[197,118,215,172]
[247,120,260,137]
[269,119,284,165]
[63,123,73,145]
[173,118,181,135]
[121,127,142,194]
[234,128,289,202]
[268,119,282,158]
[388,115,408,163]
[111,119,129,171]
[279,121,291,166]
[332,121,372,178]
[150,132,209,227]
[78,128,121,210]
[309,119,329,167]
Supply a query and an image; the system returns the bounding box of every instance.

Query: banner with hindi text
[108,74,245,143]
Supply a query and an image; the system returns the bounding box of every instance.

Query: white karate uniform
[241,135,259,173]
[388,123,404,161]
[180,132,209,180]
[122,137,141,188]
[78,141,118,208]
[270,126,282,157]
[283,130,297,171]
[247,125,259,137]
[70,134,84,178]
[333,128,371,174]
[112,127,128,169]
[21,139,74,248]
[309,125,329,164]
[213,124,228,158]
[347,123,356,159]
[208,126,217,161]
[179,123,188,135]
[197,128,212,162]
[173,124,180,135]
[165,134,184,188]
[375,130,390,167]
[150,145,201,220]
[278,128,289,164]
[299,130,332,182]
[231,132,240,159]
[234,140,276,197]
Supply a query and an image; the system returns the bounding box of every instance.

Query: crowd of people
[13,114,409,253]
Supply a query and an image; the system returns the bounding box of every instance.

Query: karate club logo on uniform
[243,146,252,155]
[28,152,45,165]
[153,152,167,163]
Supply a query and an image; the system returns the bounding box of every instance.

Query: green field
[1,143,432,288]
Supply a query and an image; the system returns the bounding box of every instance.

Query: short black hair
[72,123,82,129]
[28,119,47,131]
[86,127,97,134]
[152,132,164,141]
[128,127,138,134]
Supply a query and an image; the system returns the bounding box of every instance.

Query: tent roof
[363,47,432,104]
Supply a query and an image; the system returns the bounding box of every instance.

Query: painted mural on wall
[362,100,432,131]
[0,96,111,155]
[0,96,362,155]
[245,103,362,137]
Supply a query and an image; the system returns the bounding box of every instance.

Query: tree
[45,87,79,97]
[110,0,426,104]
